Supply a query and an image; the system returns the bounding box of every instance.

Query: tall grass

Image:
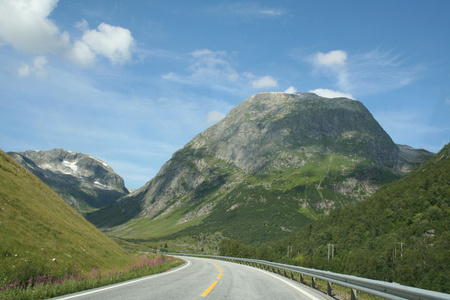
[0,254,182,300]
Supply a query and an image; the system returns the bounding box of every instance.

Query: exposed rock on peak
[8,148,128,213]
[191,92,401,172]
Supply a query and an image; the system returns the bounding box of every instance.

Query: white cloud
[17,56,48,78]
[251,75,278,89]
[33,56,48,77]
[17,63,31,77]
[0,0,134,67]
[315,50,347,68]
[69,40,96,66]
[0,0,69,54]
[207,111,226,125]
[284,86,297,94]
[309,88,354,99]
[311,50,350,91]
[79,22,135,65]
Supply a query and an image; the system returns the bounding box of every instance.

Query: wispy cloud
[209,3,286,18]
[162,49,279,94]
[308,48,427,97]
[161,49,238,88]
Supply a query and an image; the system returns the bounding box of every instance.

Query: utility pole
[287,246,292,258]
[399,242,404,258]
[327,244,335,262]
[395,242,405,259]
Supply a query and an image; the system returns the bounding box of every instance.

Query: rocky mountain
[8,149,128,213]
[88,92,433,244]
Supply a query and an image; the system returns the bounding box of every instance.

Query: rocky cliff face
[8,149,128,213]
[88,93,433,243]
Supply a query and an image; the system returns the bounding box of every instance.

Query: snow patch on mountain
[63,160,78,172]
[89,155,108,167]
[94,181,109,189]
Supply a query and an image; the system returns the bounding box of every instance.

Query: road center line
[199,259,223,297]
[201,281,218,297]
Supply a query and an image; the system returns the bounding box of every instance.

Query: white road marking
[242,264,323,300]
[58,259,191,299]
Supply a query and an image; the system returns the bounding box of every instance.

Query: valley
[3,92,448,294]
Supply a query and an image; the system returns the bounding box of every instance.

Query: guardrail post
[311,277,316,289]
[299,274,304,284]
[284,269,287,277]
[351,288,357,300]
[290,272,294,280]
[327,282,332,296]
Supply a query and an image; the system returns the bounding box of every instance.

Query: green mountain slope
[0,149,132,284]
[222,143,449,292]
[88,92,432,245]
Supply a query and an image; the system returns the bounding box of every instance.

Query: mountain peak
[88,92,433,243]
[190,92,397,173]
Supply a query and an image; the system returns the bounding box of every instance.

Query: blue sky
[1,0,449,189]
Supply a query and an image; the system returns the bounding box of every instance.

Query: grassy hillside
[0,150,133,286]
[219,143,450,293]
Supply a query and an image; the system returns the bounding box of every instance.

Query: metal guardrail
[168,253,450,300]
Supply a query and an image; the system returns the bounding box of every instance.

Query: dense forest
[219,144,450,293]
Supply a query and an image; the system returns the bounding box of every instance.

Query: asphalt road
[52,256,332,300]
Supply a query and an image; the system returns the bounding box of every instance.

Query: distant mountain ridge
[8,148,128,213]
[88,92,433,244]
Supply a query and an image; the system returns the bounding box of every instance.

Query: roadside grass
[0,254,183,300]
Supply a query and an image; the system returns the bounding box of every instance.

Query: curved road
[52,256,331,300]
